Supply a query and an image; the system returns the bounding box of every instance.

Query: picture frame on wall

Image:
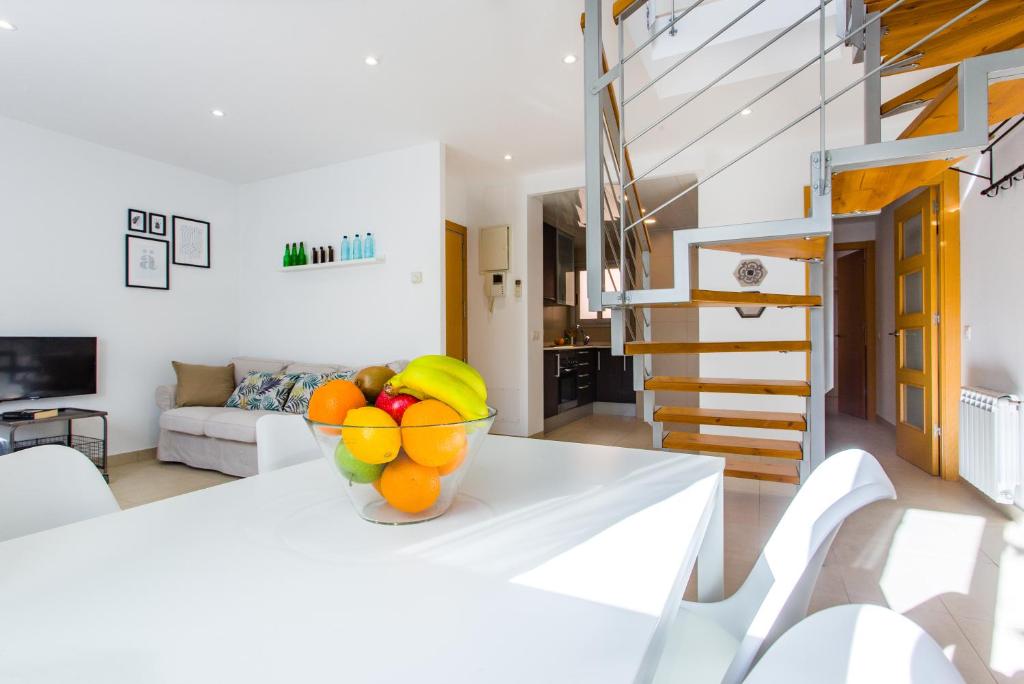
[128,208,147,233]
[148,213,167,236]
[172,215,211,268]
[125,234,170,290]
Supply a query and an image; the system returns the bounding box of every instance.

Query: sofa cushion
[160,407,228,436]
[230,357,290,386]
[226,371,301,411]
[284,362,346,376]
[203,409,276,443]
[282,369,357,414]
[172,361,236,407]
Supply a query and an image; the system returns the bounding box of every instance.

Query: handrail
[624,0,911,191]
[624,0,993,232]
[623,0,710,64]
[612,0,648,24]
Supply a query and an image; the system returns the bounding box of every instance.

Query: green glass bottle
[291,242,298,266]
[299,241,307,265]
[283,243,292,267]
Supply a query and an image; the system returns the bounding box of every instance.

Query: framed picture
[125,235,169,290]
[172,216,211,268]
[148,213,167,236]
[128,208,147,233]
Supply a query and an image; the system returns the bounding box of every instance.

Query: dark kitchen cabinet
[543,351,559,418]
[575,349,595,407]
[543,223,575,305]
[597,349,636,403]
[543,224,557,302]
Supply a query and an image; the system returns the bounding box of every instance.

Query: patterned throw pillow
[225,371,302,411]
[283,370,356,415]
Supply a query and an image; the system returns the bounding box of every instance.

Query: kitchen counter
[544,344,611,351]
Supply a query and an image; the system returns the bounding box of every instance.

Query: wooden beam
[655,406,807,430]
[703,236,828,260]
[663,432,803,459]
[626,340,811,355]
[644,376,812,396]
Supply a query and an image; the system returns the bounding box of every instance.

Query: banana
[406,355,487,401]
[389,364,489,421]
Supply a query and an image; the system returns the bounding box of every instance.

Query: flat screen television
[0,337,97,402]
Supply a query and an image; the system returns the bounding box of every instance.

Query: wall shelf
[278,256,385,273]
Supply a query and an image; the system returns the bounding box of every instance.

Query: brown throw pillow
[172,362,236,407]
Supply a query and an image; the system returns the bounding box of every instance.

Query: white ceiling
[0,0,591,182]
[0,1,936,184]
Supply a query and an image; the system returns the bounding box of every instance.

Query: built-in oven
[556,353,579,411]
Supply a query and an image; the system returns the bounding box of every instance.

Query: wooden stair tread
[724,459,801,485]
[625,340,810,355]
[634,290,821,308]
[702,236,826,261]
[663,432,803,459]
[655,406,807,430]
[645,376,811,396]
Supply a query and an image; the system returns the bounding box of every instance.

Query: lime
[334,441,385,484]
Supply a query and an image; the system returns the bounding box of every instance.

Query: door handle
[555,353,561,378]
[888,331,901,337]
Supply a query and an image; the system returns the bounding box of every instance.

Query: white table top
[0,435,723,684]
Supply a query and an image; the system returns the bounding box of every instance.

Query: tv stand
[0,408,108,481]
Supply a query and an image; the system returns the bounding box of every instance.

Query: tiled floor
[109,414,1023,682]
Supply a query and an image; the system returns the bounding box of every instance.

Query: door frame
[834,240,877,422]
[889,170,961,480]
[444,220,468,361]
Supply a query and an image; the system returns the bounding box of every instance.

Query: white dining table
[0,435,724,684]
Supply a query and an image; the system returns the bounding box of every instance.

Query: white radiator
[959,387,1022,504]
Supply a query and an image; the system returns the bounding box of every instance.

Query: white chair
[0,445,120,542]
[653,449,897,684]
[744,604,965,683]
[256,414,320,473]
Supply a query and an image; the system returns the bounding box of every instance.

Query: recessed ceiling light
[211,109,225,118]
[503,154,513,161]
[0,20,17,31]
[741,108,753,116]
[364,55,379,66]
[562,54,577,64]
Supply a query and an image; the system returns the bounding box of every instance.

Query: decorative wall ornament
[734,258,767,287]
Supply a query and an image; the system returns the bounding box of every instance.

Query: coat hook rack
[951,115,1024,198]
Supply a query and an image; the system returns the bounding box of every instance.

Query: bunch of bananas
[385,355,489,421]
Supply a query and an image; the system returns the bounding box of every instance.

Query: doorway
[834,241,876,421]
[444,221,468,361]
[890,170,961,479]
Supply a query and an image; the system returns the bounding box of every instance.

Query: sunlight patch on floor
[880,509,985,613]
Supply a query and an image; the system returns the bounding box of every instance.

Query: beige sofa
[155,356,402,477]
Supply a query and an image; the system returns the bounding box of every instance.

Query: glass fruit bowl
[305,406,496,524]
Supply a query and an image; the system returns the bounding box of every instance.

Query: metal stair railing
[584,0,1001,311]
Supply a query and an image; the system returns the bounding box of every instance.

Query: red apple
[375,391,419,424]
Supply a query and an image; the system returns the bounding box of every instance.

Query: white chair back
[743,604,965,683]
[713,449,897,683]
[256,414,320,473]
[0,445,120,542]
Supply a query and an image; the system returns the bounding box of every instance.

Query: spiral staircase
[583,0,1024,484]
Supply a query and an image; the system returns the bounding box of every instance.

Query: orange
[437,449,466,476]
[400,400,467,468]
[342,407,401,464]
[308,380,367,426]
[379,455,441,513]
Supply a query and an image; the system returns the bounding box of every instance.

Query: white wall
[0,116,241,454]
[959,128,1024,508]
[236,143,446,366]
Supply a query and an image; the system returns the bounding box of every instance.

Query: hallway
[540,411,1023,682]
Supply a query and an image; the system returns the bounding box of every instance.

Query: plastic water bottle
[364,232,375,258]
[341,235,351,261]
[353,233,363,260]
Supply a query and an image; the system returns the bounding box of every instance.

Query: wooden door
[836,250,867,419]
[444,221,468,361]
[894,191,939,475]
